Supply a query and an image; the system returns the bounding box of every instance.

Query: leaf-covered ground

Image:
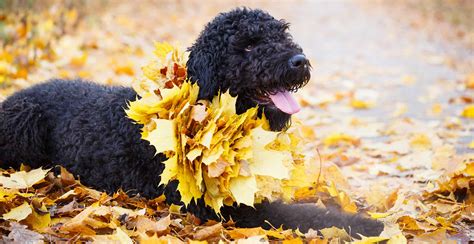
[0,0,473,243]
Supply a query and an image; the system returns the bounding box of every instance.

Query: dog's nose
[289,54,308,68]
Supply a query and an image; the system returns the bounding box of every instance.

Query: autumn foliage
[1,1,473,243]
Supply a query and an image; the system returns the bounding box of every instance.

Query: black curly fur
[0,8,383,237]
[187,8,310,131]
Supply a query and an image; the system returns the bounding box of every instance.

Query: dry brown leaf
[227,227,265,239]
[192,223,223,240]
[136,214,171,234]
[3,223,44,244]
[60,203,102,235]
[60,167,77,187]
[412,228,456,243]
[207,159,229,178]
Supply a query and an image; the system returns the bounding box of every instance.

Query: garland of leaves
[125,43,314,213]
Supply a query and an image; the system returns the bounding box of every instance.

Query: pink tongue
[269,91,301,114]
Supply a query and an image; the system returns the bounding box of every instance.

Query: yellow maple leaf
[145,119,177,154]
[153,42,175,61]
[461,104,474,118]
[367,211,392,219]
[25,204,51,232]
[70,52,87,67]
[229,176,258,206]
[176,164,203,204]
[93,227,133,244]
[387,234,407,244]
[324,182,357,213]
[323,133,360,147]
[464,162,474,176]
[350,99,374,109]
[397,216,422,231]
[265,226,293,239]
[281,164,315,202]
[249,126,291,180]
[410,133,432,150]
[0,168,49,189]
[226,227,265,239]
[160,155,178,185]
[2,202,32,221]
[352,236,389,243]
[468,140,474,149]
[114,63,135,76]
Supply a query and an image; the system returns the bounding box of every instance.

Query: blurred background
[1,0,472,145]
[0,0,472,93]
[1,0,473,239]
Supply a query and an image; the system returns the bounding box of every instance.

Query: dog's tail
[0,97,49,169]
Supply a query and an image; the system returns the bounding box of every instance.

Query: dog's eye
[244,45,253,52]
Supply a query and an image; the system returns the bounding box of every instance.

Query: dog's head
[187,8,311,131]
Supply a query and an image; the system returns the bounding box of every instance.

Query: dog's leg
[0,98,49,168]
[220,201,384,238]
[163,182,383,237]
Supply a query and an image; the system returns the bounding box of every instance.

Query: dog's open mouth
[254,89,301,114]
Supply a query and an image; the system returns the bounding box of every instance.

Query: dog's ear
[186,48,220,101]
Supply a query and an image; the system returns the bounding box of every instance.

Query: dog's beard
[262,106,292,131]
[236,95,292,131]
[235,68,310,131]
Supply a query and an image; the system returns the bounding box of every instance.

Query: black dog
[0,8,383,237]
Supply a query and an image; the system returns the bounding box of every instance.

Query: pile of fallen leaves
[0,166,296,242]
[0,166,380,243]
[1,161,470,242]
[365,159,474,242]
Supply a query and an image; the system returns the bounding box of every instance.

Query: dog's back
[0,80,84,167]
[0,80,160,193]
[1,80,174,198]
